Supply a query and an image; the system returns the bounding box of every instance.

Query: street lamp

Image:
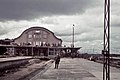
[72,24,75,48]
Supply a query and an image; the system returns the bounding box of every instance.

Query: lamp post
[72,24,75,48]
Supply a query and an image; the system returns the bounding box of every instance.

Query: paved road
[30,58,120,80]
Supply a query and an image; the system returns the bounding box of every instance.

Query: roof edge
[14,26,62,42]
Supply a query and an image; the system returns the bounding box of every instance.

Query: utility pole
[102,0,110,80]
[72,24,75,48]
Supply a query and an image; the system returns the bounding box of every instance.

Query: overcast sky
[0,0,120,54]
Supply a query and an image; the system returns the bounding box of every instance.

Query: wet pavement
[30,58,120,80]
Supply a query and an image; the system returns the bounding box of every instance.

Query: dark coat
[55,55,60,64]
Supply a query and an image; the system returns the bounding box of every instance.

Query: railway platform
[30,58,120,80]
[0,56,32,62]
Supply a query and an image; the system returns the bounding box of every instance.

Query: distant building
[14,27,62,47]
[0,26,81,58]
[0,38,13,45]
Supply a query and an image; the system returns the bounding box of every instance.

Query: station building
[0,27,81,58]
[14,27,62,47]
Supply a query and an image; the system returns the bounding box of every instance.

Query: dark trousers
[55,63,59,69]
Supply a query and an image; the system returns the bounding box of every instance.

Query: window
[43,42,46,46]
[36,35,39,38]
[35,30,40,33]
[28,34,32,38]
[34,35,36,38]
[49,52,54,55]
[34,34,41,39]
[36,41,39,45]
[39,41,41,45]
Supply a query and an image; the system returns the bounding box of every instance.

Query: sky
[0,0,120,54]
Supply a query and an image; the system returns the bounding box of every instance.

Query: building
[0,26,81,58]
[0,38,14,45]
[14,27,62,47]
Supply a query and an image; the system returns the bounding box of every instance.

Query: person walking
[54,54,60,69]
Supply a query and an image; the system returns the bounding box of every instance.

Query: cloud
[0,0,120,54]
[41,17,59,25]
[111,15,120,27]
[0,0,102,21]
[0,27,8,35]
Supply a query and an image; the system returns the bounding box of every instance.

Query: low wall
[0,57,32,71]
